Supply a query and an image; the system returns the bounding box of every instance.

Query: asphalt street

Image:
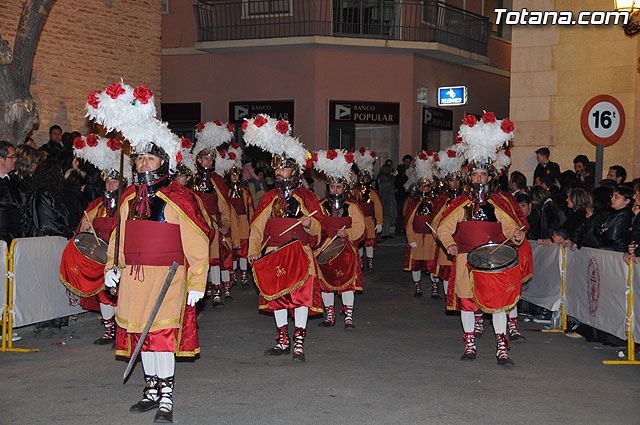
[2,238,639,425]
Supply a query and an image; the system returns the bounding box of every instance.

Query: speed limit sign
[580,95,625,146]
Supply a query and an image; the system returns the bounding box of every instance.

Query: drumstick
[320,226,346,253]
[260,236,271,253]
[425,220,438,236]
[489,225,525,255]
[83,211,101,245]
[278,210,318,236]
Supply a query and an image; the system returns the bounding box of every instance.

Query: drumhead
[74,232,108,264]
[467,243,518,272]
[317,239,347,264]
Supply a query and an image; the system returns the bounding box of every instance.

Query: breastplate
[272,194,302,218]
[417,199,433,216]
[322,199,349,217]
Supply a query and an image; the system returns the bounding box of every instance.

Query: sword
[122,261,179,382]
[110,148,126,296]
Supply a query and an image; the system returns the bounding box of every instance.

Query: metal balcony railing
[194,0,492,56]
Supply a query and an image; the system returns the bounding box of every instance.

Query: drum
[251,239,311,301]
[317,238,358,291]
[467,243,521,313]
[59,232,109,297]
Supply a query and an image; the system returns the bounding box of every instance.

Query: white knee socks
[492,311,507,335]
[274,309,288,327]
[365,246,374,258]
[509,306,517,319]
[99,303,116,320]
[239,258,248,271]
[221,270,230,281]
[322,292,335,308]
[209,266,221,285]
[341,291,354,307]
[461,311,475,333]
[412,271,421,282]
[294,306,309,329]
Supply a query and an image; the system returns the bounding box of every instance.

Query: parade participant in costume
[86,82,210,422]
[403,151,443,298]
[352,147,383,271]
[244,115,323,362]
[173,138,195,188]
[192,121,235,308]
[60,134,130,345]
[216,142,254,288]
[437,112,523,366]
[312,149,365,329]
[432,143,466,303]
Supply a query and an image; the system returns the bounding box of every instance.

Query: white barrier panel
[12,236,85,327]
[521,242,562,311]
[564,247,629,341]
[0,239,6,308]
[635,264,640,342]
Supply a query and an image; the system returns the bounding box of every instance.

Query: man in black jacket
[0,140,23,243]
[38,125,63,157]
[533,147,561,186]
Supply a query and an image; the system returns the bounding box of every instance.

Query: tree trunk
[0,0,54,145]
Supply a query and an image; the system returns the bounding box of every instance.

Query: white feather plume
[353,147,377,175]
[435,144,465,178]
[242,115,309,168]
[458,112,514,166]
[415,152,434,182]
[195,121,234,154]
[215,142,243,175]
[493,149,511,173]
[313,149,354,182]
[73,135,132,181]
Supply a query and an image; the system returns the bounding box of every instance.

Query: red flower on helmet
[73,137,85,150]
[197,122,205,132]
[359,147,367,154]
[433,153,440,162]
[370,151,376,158]
[87,91,100,109]
[276,120,289,135]
[181,138,192,149]
[241,120,248,131]
[456,134,463,144]
[426,150,433,157]
[304,158,314,169]
[312,152,318,162]
[107,138,121,151]
[447,149,456,158]
[463,115,477,127]
[418,151,427,160]
[86,134,98,147]
[214,120,222,126]
[254,116,268,127]
[482,111,496,124]
[231,142,240,149]
[227,123,234,133]
[505,149,512,157]
[176,151,183,163]
[218,150,226,158]
[228,152,236,160]
[501,119,514,133]
[106,83,125,99]
[133,86,153,104]
[345,152,354,164]
[327,150,338,160]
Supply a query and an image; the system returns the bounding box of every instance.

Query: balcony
[193,0,492,57]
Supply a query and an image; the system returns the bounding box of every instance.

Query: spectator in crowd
[625,182,640,262]
[377,164,396,238]
[606,165,626,185]
[563,188,589,242]
[516,193,542,240]
[62,169,89,230]
[533,147,561,186]
[14,145,41,183]
[0,140,23,243]
[530,185,566,245]
[23,136,36,148]
[23,157,73,239]
[39,125,63,157]
[249,167,269,207]
[551,227,570,245]
[61,131,81,153]
[573,186,613,249]
[509,171,528,196]
[596,185,634,252]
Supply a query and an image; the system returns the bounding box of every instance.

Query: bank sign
[329,100,399,125]
[438,86,467,106]
[228,100,294,124]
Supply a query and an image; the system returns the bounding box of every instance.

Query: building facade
[0,0,162,145]
[162,0,511,166]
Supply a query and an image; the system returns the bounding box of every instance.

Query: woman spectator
[14,144,42,188]
[573,186,613,249]
[563,188,589,242]
[23,157,73,238]
[509,171,528,196]
[596,185,634,252]
[62,168,89,230]
[530,185,566,244]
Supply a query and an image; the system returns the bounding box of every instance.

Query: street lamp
[615,0,640,36]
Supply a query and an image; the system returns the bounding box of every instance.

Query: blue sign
[438,86,467,106]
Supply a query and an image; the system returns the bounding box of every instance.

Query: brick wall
[0,0,161,145]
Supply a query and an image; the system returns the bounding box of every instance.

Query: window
[161,0,170,14]
[247,0,291,16]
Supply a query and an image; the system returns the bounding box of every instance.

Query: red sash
[200,192,220,217]
[93,216,116,241]
[264,218,313,247]
[454,221,504,252]
[124,220,184,266]
[230,196,246,215]
[324,216,352,238]
[413,215,431,234]
[359,201,374,217]
[252,240,311,300]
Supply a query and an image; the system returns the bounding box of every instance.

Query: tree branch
[12,0,54,89]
